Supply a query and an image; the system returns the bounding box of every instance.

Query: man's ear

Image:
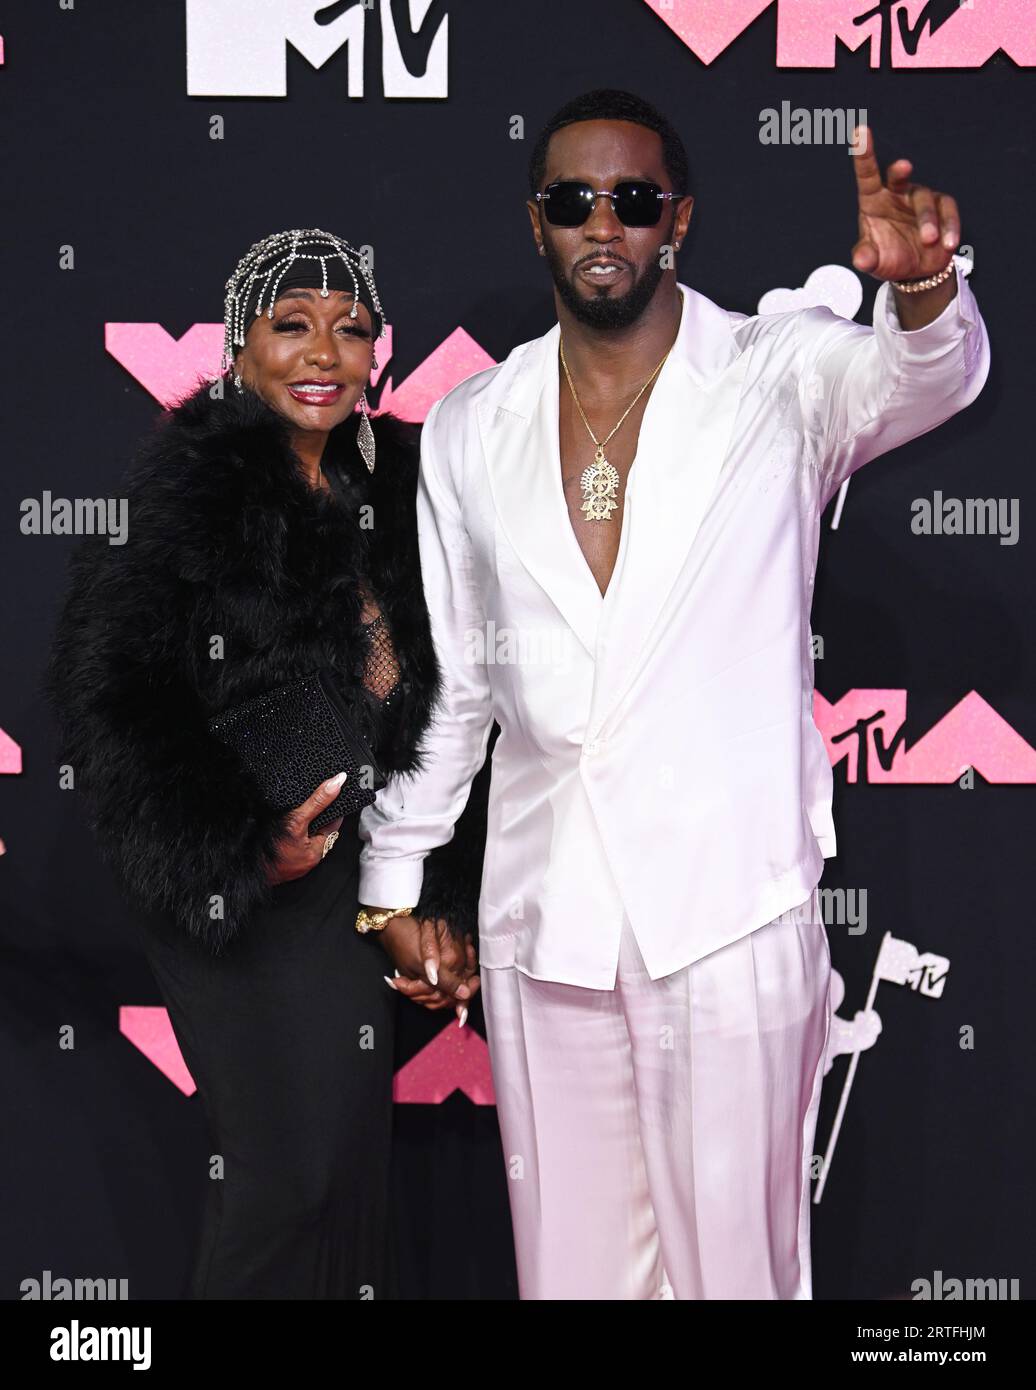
[526,199,545,256]
[675,195,694,245]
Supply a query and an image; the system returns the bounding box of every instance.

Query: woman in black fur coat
[45,230,488,1300]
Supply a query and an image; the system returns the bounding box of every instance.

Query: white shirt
[359,276,990,988]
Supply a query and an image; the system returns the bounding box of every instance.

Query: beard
[543,237,669,331]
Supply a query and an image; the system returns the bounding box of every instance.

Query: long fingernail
[393,969,401,978]
[383,975,398,990]
[325,771,347,792]
[456,1006,468,1029]
[424,958,438,986]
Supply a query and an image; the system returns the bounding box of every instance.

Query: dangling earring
[357,389,376,474]
[233,372,243,393]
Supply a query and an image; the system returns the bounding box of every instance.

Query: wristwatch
[355,905,414,935]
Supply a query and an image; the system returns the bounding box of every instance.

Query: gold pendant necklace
[560,338,673,522]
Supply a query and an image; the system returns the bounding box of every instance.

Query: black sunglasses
[534,179,684,228]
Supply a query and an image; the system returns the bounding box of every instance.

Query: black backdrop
[1,0,1033,1303]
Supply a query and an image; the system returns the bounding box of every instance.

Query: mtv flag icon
[186,0,448,99]
[814,929,952,1203]
[875,933,950,998]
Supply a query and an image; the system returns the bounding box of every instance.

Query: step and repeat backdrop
[1,0,1033,1301]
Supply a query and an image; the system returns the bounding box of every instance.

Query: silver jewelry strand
[357,390,376,474]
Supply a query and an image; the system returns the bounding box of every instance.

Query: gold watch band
[355,905,414,935]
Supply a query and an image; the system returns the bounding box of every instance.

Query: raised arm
[797,126,990,510]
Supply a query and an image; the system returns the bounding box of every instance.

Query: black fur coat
[45,379,489,953]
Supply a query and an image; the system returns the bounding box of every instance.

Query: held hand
[264,772,346,887]
[850,124,960,282]
[393,930,480,1016]
[378,916,480,1019]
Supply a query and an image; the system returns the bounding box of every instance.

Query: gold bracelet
[355,905,414,935]
[890,259,957,294]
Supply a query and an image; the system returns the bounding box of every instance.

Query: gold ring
[321,830,339,859]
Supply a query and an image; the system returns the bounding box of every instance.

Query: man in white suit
[360,89,990,1298]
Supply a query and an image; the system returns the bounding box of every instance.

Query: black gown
[46,386,491,1301]
[136,544,410,1301]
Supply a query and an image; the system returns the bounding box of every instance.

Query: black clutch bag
[206,668,387,833]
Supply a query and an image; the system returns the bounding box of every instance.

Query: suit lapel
[478,323,601,658]
[590,285,753,731]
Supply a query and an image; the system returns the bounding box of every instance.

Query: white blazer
[359,276,990,988]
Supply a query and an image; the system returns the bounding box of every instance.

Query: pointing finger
[851,124,881,194]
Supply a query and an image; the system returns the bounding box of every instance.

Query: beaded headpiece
[220,228,385,473]
[220,227,385,380]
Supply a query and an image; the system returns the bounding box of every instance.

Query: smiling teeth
[293,383,339,391]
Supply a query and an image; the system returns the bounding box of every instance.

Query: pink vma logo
[104,322,493,421]
[642,0,1036,68]
[814,690,1036,783]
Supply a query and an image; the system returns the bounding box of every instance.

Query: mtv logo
[641,1,1036,69]
[814,690,1036,784]
[875,934,950,998]
[186,0,448,98]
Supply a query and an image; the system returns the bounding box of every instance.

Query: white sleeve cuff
[357,857,426,912]
[877,257,981,355]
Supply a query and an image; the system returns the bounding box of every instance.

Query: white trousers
[480,891,832,1300]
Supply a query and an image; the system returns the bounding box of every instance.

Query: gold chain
[559,338,674,522]
[560,340,671,449]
